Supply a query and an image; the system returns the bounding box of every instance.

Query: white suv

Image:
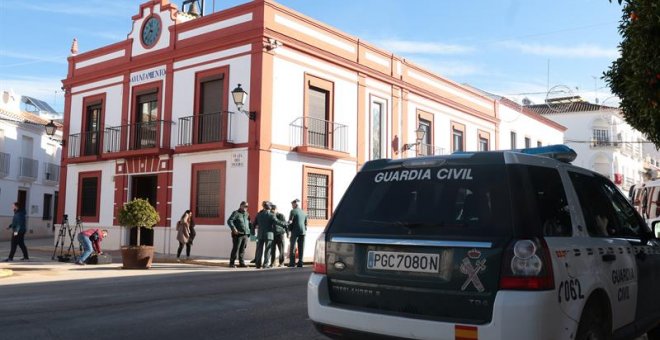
[308,145,660,340]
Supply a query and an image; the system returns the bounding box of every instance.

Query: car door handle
[602,254,616,262]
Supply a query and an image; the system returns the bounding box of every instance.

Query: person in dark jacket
[227,201,251,268]
[270,205,288,267]
[253,201,288,268]
[4,202,28,262]
[288,199,308,267]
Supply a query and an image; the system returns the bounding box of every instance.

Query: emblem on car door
[460,249,487,292]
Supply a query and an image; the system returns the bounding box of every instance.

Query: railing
[177,112,230,146]
[44,162,60,182]
[105,120,171,152]
[19,157,38,180]
[68,131,101,158]
[591,139,620,148]
[417,143,445,156]
[289,117,348,153]
[0,152,9,177]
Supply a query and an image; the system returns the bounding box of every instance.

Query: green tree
[604,0,660,145]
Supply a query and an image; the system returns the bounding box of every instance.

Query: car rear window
[327,165,513,237]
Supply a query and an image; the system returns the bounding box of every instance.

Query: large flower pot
[121,246,154,269]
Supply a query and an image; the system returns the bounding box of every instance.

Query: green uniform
[227,210,251,235]
[253,209,288,268]
[288,207,308,267]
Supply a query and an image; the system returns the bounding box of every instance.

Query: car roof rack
[514,144,577,163]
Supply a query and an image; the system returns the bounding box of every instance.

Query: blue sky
[0,0,625,113]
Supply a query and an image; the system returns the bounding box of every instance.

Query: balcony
[0,152,9,177]
[591,139,620,148]
[19,157,38,181]
[104,120,171,154]
[416,143,445,156]
[290,117,348,159]
[44,162,60,184]
[177,112,234,151]
[68,131,102,158]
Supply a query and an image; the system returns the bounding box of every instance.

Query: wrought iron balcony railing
[177,112,232,146]
[416,143,445,156]
[44,162,60,183]
[0,152,9,177]
[289,117,348,153]
[19,157,38,180]
[68,131,102,158]
[104,120,171,152]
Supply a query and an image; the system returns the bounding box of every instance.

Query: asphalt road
[0,267,326,340]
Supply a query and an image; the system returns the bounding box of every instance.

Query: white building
[0,90,63,241]
[59,0,564,260]
[528,97,647,192]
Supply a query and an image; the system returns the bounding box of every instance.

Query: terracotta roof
[0,108,63,127]
[525,101,618,115]
[498,97,567,131]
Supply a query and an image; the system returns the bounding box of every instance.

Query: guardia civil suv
[308,145,660,340]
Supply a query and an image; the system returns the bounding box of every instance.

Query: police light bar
[516,144,577,163]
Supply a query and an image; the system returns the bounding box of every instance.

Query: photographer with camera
[76,228,108,265]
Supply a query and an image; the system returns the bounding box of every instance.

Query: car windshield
[328,165,513,237]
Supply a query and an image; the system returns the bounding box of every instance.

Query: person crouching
[76,228,108,265]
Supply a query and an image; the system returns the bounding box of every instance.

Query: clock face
[141,17,161,48]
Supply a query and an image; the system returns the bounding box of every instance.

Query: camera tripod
[52,215,83,262]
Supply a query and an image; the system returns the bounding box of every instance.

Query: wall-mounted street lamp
[45,120,65,146]
[231,84,257,121]
[402,125,426,151]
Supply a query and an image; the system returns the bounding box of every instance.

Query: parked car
[630,179,660,222]
[308,145,660,340]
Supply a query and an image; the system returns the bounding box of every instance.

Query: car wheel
[576,304,611,340]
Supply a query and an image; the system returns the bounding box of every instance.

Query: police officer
[253,201,288,268]
[227,201,251,268]
[288,199,308,268]
[270,205,288,267]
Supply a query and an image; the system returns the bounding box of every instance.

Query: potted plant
[117,198,160,269]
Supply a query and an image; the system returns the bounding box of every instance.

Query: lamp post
[403,125,426,151]
[231,84,257,120]
[44,120,65,146]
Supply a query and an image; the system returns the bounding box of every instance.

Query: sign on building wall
[231,152,245,168]
[130,67,166,84]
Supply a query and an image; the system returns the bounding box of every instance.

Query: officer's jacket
[289,208,308,236]
[227,209,251,235]
[254,210,288,240]
[273,212,288,235]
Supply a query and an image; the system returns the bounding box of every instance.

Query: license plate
[367,251,440,273]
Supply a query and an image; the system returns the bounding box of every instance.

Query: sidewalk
[0,236,309,285]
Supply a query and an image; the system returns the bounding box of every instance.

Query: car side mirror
[652,220,660,239]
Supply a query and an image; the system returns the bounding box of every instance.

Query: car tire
[576,303,611,340]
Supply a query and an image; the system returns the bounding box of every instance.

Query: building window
[82,95,104,157]
[78,171,101,222]
[416,110,434,156]
[371,100,385,159]
[304,74,334,149]
[537,141,542,147]
[510,131,517,149]
[42,194,53,220]
[303,166,333,224]
[451,122,465,153]
[194,67,228,144]
[478,130,490,152]
[525,137,531,148]
[191,161,226,224]
[134,90,159,149]
[593,129,610,145]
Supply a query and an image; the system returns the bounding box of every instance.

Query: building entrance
[129,175,158,245]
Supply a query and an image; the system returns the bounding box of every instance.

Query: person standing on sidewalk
[3,202,28,262]
[253,201,288,268]
[176,211,192,261]
[288,199,307,268]
[270,205,288,267]
[76,228,108,265]
[227,201,251,268]
[187,211,196,256]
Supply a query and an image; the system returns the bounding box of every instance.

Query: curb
[0,269,13,278]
